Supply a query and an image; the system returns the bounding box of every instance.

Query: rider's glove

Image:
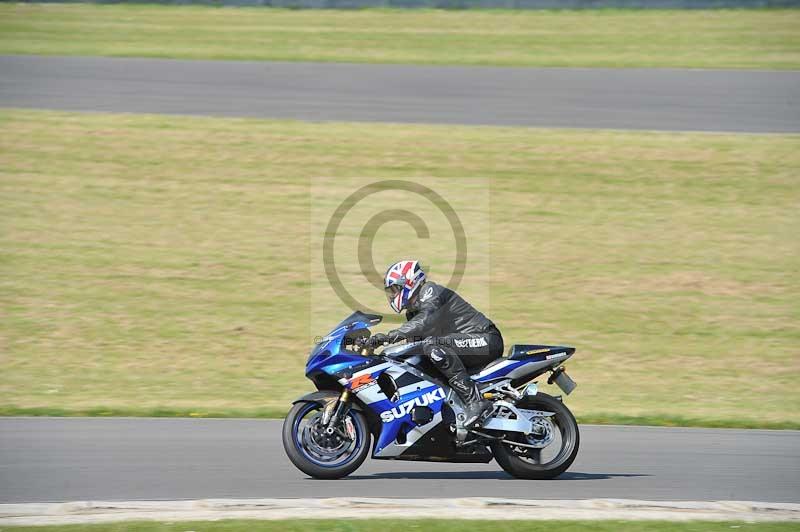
[367,333,390,348]
[368,331,402,348]
[386,330,404,344]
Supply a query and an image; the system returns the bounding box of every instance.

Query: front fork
[321,389,355,440]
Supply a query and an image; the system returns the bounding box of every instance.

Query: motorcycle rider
[369,260,504,428]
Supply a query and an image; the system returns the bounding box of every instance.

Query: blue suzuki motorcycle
[282,311,580,479]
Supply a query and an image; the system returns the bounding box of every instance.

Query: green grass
[1,109,799,428]
[4,521,800,532]
[1,5,799,69]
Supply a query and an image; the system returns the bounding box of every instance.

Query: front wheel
[282,400,371,479]
[490,392,580,479]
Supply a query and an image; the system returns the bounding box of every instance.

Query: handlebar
[352,335,393,357]
[353,335,376,356]
[352,336,425,360]
[353,335,369,355]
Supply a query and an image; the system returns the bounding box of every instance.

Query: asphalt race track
[1,55,799,133]
[2,55,799,508]
[1,418,798,504]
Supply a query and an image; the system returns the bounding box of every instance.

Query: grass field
[1,5,799,69]
[4,520,799,532]
[1,109,798,428]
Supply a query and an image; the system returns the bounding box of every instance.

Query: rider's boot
[449,372,492,428]
[425,343,493,428]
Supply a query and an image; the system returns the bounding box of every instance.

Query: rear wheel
[490,392,579,479]
[282,400,370,480]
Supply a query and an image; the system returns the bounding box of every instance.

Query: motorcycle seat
[468,344,542,375]
[507,344,576,360]
[469,356,507,375]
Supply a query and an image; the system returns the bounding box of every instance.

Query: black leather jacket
[389,281,497,341]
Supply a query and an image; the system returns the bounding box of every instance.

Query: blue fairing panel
[373,384,444,455]
[305,311,382,379]
[343,359,445,458]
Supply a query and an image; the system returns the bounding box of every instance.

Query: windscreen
[330,311,383,335]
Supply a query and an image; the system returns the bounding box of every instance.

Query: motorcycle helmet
[383,260,426,313]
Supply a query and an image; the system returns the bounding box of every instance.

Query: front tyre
[282,400,371,480]
[490,392,579,480]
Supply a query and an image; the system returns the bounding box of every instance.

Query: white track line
[1,498,799,525]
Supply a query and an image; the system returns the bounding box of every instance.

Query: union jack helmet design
[383,260,426,313]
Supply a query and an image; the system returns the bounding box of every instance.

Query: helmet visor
[384,283,403,303]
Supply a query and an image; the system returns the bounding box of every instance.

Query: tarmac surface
[1,418,798,503]
[1,55,798,132]
[2,56,799,508]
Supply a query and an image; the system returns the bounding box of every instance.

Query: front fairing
[306,311,382,378]
[303,312,452,460]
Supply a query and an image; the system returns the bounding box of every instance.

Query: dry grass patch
[0,5,798,69]
[1,109,798,426]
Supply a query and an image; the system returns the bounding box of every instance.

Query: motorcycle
[282,311,580,480]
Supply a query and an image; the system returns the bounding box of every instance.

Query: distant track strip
[1,55,798,132]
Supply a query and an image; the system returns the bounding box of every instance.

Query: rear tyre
[282,400,370,480]
[490,392,579,480]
